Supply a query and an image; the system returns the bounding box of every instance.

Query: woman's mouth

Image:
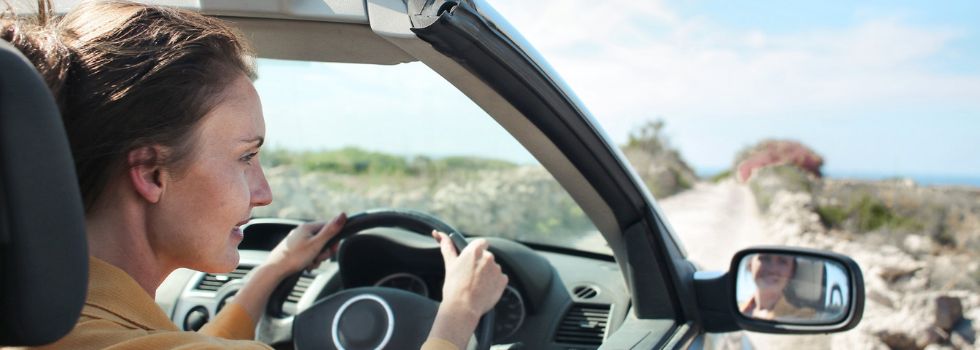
[231,226,244,240]
[231,218,250,241]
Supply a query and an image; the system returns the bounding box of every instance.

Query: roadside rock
[904,234,936,256]
[764,190,825,240]
[876,331,919,350]
[855,294,970,350]
[750,179,980,350]
[935,296,964,332]
[951,319,976,347]
[865,248,926,287]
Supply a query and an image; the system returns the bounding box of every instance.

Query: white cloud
[490,0,980,144]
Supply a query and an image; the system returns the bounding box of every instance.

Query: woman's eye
[241,152,259,164]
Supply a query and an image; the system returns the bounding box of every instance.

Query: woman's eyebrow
[240,136,265,147]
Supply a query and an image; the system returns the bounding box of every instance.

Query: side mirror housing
[694,246,864,334]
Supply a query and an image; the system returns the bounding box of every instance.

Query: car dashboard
[156,219,629,350]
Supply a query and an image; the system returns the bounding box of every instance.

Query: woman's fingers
[478,248,507,293]
[433,230,458,266]
[314,246,334,262]
[306,213,347,269]
[314,212,347,242]
[437,235,508,318]
[269,212,348,274]
[465,238,488,260]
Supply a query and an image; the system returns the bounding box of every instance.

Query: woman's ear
[127,146,166,203]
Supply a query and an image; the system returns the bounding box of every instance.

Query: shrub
[747,164,815,212]
[815,193,922,233]
[735,139,823,182]
[709,169,733,183]
[621,119,697,198]
[260,147,515,176]
[252,149,598,247]
[816,205,848,228]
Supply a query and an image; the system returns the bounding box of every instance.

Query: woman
[2,1,506,349]
[739,253,816,321]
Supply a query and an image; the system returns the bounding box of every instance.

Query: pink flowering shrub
[735,140,823,182]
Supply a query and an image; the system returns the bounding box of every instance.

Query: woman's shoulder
[31,311,272,350]
[773,297,818,319]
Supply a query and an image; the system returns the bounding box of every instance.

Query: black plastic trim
[517,241,614,263]
[407,0,685,322]
[693,271,739,333]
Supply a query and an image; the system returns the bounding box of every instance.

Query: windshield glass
[251,59,606,254]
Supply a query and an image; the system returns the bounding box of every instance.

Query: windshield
[251,59,606,254]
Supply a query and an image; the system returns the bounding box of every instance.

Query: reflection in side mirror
[735,253,850,325]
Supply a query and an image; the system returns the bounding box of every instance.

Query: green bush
[260,147,515,176]
[852,196,896,231]
[621,120,697,198]
[815,194,921,233]
[747,164,815,212]
[709,169,733,183]
[816,205,848,228]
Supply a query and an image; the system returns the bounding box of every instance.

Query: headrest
[0,39,88,346]
[788,257,825,303]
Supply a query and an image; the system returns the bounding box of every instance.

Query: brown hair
[2,0,256,211]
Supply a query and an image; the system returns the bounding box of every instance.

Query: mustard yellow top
[5,257,457,350]
[739,295,817,321]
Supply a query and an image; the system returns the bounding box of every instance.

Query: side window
[252,59,607,254]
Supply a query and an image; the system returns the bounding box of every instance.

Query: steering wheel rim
[267,209,495,350]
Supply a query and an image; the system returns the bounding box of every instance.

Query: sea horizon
[695,168,980,188]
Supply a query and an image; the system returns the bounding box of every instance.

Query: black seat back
[0,39,88,346]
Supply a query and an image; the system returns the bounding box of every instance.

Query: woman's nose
[250,166,273,207]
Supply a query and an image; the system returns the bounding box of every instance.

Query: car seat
[0,39,88,346]
[787,257,825,309]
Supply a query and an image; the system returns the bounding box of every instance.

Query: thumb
[433,230,458,266]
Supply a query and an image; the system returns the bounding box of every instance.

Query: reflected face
[149,74,273,273]
[749,253,795,292]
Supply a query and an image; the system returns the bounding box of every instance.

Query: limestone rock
[904,234,935,255]
[934,296,964,332]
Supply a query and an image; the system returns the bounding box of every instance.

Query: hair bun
[2,17,73,109]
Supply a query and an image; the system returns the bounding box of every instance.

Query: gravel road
[659,179,769,271]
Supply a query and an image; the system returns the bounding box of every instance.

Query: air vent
[287,274,316,304]
[194,266,253,291]
[573,285,600,299]
[554,304,610,346]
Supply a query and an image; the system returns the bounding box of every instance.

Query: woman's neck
[754,289,783,311]
[85,195,175,298]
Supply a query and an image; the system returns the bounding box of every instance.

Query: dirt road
[658,179,769,271]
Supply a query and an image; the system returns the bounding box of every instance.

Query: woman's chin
[757,280,786,290]
[221,249,242,271]
[199,250,241,273]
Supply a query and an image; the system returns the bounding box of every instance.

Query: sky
[258,0,980,181]
[488,0,980,178]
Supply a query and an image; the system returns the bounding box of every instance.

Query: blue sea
[823,172,980,188]
[696,168,980,188]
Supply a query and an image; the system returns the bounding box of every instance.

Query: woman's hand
[227,213,346,324]
[427,230,508,348]
[266,213,347,275]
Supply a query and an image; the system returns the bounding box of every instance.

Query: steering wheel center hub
[331,294,394,350]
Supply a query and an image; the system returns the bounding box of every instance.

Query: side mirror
[694,246,864,334]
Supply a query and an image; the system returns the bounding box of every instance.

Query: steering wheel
[264,209,495,350]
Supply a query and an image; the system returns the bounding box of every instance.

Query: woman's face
[749,253,795,292]
[148,74,272,273]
